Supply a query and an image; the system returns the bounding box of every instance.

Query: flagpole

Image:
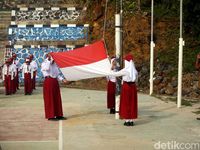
[150,0,155,95]
[177,0,184,108]
[115,0,122,119]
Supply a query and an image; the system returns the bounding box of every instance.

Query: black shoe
[110,109,113,114]
[56,116,67,120]
[124,122,134,126]
[124,122,129,126]
[130,122,134,126]
[48,118,59,121]
[110,108,115,114]
[111,108,115,114]
[197,118,200,120]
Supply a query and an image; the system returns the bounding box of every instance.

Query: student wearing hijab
[41,54,67,121]
[21,58,33,95]
[12,53,20,90]
[2,58,14,95]
[107,57,117,114]
[113,54,138,126]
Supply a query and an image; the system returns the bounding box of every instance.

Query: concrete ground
[0,87,200,150]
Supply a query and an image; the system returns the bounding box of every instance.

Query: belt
[124,81,135,84]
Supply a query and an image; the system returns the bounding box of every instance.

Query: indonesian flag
[50,40,112,81]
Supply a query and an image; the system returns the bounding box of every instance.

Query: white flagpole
[150,0,155,95]
[115,13,121,119]
[115,0,123,119]
[177,0,185,108]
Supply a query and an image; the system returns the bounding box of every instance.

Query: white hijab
[122,60,138,82]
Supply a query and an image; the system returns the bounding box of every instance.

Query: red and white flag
[50,40,112,81]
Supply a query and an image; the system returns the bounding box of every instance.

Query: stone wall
[8,24,89,42]
[10,7,86,25]
[1,5,89,82]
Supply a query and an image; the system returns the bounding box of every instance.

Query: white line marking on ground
[0,141,57,143]
[58,120,63,150]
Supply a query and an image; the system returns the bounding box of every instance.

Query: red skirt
[11,78,16,94]
[43,77,63,119]
[107,80,116,109]
[4,75,11,95]
[32,71,36,89]
[24,73,32,94]
[119,82,138,119]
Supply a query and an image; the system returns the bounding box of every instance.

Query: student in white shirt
[41,54,67,121]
